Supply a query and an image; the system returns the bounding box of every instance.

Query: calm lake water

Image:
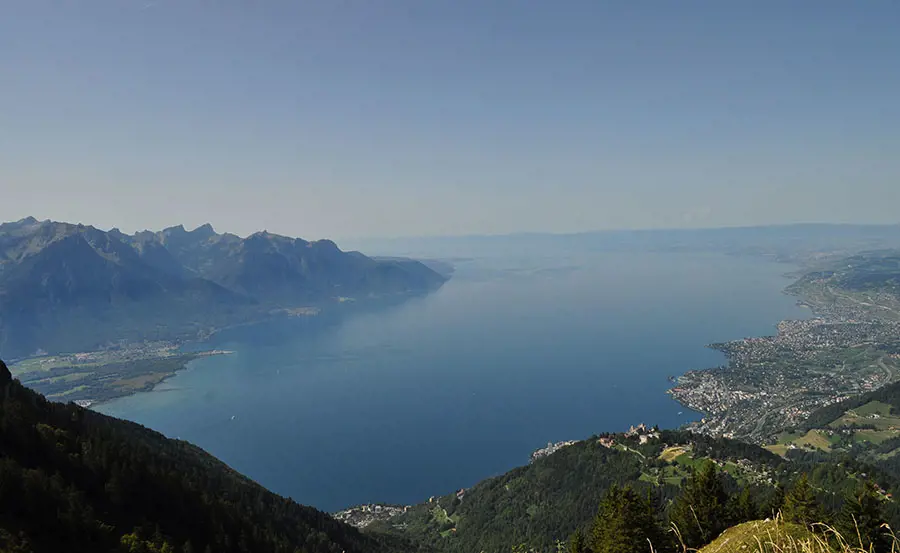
[98,251,808,512]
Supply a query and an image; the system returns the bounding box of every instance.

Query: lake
[97,250,808,512]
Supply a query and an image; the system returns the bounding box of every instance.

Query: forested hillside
[775,379,900,485]
[0,359,416,553]
[369,429,900,553]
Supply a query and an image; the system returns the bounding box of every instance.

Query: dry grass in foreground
[695,515,897,553]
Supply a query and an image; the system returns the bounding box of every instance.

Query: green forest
[0,359,416,553]
[369,427,900,553]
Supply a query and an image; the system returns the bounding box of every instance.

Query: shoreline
[666,269,817,432]
[14,347,235,409]
[666,271,900,443]
[81,291,439,407]
[87,349,236,409]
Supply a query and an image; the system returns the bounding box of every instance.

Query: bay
[97,250,808,512]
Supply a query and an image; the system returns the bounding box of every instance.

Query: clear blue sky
[2,1,899,239]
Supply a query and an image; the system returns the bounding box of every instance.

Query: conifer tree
[838,480,886,552]
[667,462,729,549]
[567,530,586,553]
[727,487,758,523]
[590,485,664,553]
[765,483,786,518]
[783,473,820,527]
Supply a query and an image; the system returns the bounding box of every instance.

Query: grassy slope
[699,520,819,553]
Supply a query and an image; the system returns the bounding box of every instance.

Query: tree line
[571,461,892,553]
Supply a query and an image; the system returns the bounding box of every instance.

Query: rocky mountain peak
[162,224,187,236]
[192,223,216,239]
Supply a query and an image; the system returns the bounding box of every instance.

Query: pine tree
[727,487,758,523]
[837,480,886,551]
[590,485,664,553]
[766,483,786,518]
[667,461,729,549]
[567,530,586,553]
[783,473,820,527]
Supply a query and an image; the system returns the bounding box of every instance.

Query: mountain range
[5,241,900,552]
[0,218,446,358]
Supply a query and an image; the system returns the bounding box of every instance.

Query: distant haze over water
[98,250,809,511]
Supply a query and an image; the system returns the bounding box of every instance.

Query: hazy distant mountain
[350,223,900,262]
[0,218,446,358]
[151,225,443,302]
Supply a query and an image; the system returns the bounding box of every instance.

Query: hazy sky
[2,1,899,239]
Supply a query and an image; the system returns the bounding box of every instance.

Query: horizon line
[6,216,900,243]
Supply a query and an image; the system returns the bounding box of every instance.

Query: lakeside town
[667,274,900,443]
[530,440,579,463]
[333,504,411,529]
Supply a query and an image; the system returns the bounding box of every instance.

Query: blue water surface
[98,251,808,511]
